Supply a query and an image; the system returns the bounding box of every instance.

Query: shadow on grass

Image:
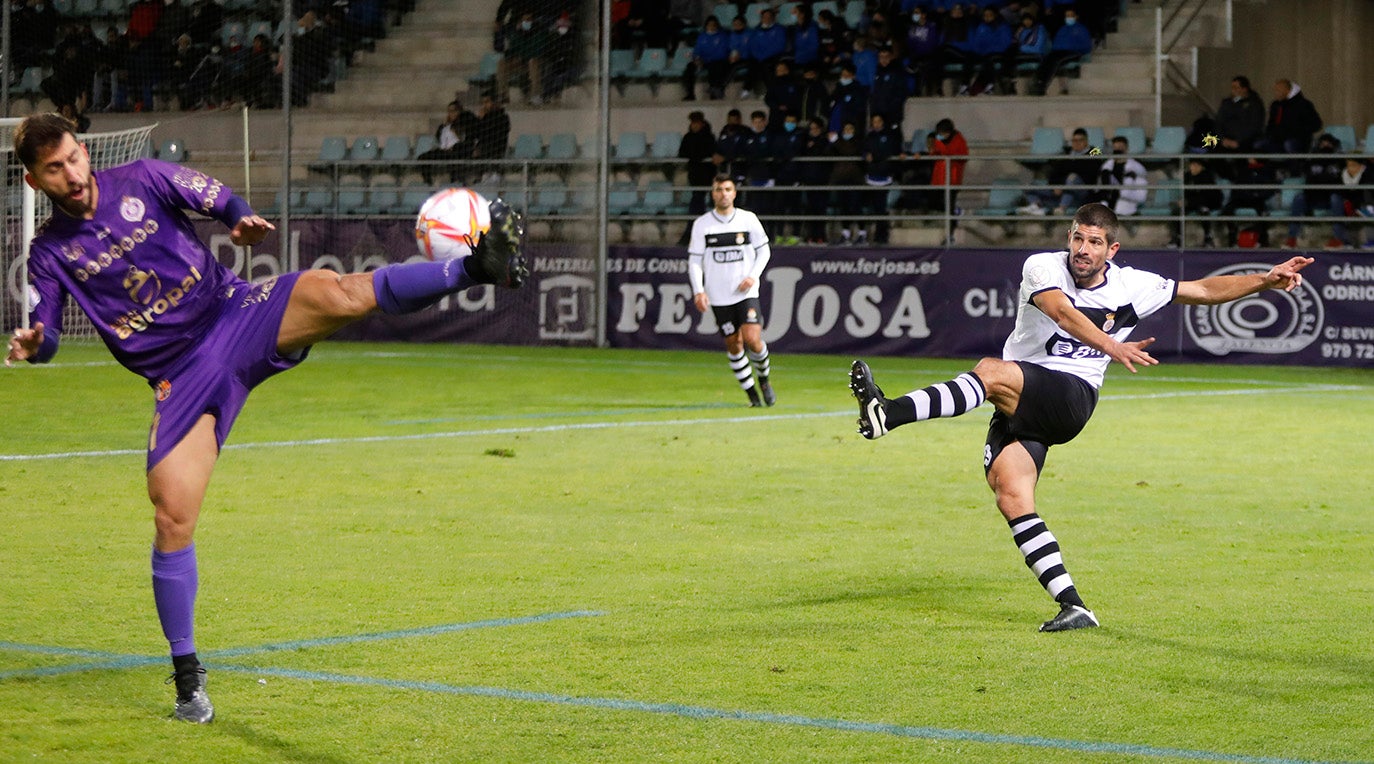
[215,719,357,764]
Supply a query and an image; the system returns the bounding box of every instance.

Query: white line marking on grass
[1,385,1362,463]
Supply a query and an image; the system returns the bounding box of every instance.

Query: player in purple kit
[5,113,527,723]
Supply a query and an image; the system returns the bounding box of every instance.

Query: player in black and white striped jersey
[688,174,776,407]
[850,203,1313,632]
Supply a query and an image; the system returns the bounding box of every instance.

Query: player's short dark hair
[1233,75,1251,90]
[15,112,78,170]
[1073,203,1121,244]
[712,173,734,186]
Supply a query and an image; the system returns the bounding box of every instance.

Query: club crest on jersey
[1101,312,1116,332]
[736,232,746,244]
[120,196,146,223]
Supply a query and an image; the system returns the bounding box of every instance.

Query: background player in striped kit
[687,174,775,407]
[849,203,1312,632]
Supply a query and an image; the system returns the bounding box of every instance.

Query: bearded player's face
[26,133,97,219]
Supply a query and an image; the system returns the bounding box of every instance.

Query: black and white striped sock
[727,350,755,391]
[1009,513,1085,608]
[884,372,986,429]
[747,344,770,381]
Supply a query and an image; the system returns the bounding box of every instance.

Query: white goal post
[1,118,157,335]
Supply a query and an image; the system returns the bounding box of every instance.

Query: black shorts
[983,361,1098,475]
[711,297,763,337]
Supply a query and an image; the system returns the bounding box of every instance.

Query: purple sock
[371,258,478,314]
[151,544,198,658]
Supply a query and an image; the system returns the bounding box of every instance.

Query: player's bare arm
[5,322,46,367]
[1175,256,1314,305]
[1032,288,1158,373]
[230,215,276,247]
[693,292,709,312]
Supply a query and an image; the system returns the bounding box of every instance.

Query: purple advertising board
[194,220,1373,366]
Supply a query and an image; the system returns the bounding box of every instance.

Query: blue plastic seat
[546,133,579,161]
[348,136,380,162]
[1362,124,1374,152]
[380,136,411,162]
[300,188,335,215]
[607,183,641,216]
[640,181,675,215]
[1112,126,1146,155]
[220,21,246,47]
[365,186,401,215]
[1325,124,1357,151]
[412,134,436,157]
[1030,127,1065,156]
[1139,183,1180,216]
[1083,126,1106,153]
[974,179,1023,217]
[1150,125,1186,156]
[530,184,570,216]
[616,132,648,160]
[468,51,501,88]
[309,136,348,174]
[336,188,368,215]
[651,131,682,160]
[510,133,544,160]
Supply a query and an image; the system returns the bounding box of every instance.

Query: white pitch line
[0,385,1363,463]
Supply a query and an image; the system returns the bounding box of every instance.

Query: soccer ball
[414,187,491,260]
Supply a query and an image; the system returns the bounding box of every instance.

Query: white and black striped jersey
[1004,251,1177,388]
[687,207,771,307]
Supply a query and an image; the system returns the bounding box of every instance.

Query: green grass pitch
[1,341,1371,763]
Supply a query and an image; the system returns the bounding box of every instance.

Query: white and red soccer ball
[414,187,491,260]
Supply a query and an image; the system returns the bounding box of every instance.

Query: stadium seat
[469,51,501,89]
[51,0,73,12]
[745,2,769,27]
[1113,126,1146,155]
[510,133,544,161]
[711,3,736,24]
[263,188,304,217]
[336,188,368,215]
[639,181,675,215]
[669,46,693,78]
[1084,126,1105,152]
[633,48,670,80]
[1325,124,1357,151]
[615,131,648,160]
[412,134,436,158]
[812,1,840,18]
[607,183,641,216]
[1030,127,1065,156]
[974,179,1023,217]
[300,188,336,215]
[8,67,45,104]
[609,49,637,93]
[908,127,929,153]
[1138,183,1180,217]
[1150,125,1186,156]
[247,19,274,43]
[779,1,800,24]
[310,136,348,174]
[348,136,380,162]
[545,133,579,160]
[364,186,401,216]
[72,0,98,16]
[650,131,681,160]
[529,183,570,216]
[843,0,864,28]
[399,185,435,213]
[1363,124,1374,152]
[1267,177,1305,216]
[157,138,188,162]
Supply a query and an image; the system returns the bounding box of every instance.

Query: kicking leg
[986,439,1098,633]
[147,413,218,722]
[849,357,1022,439]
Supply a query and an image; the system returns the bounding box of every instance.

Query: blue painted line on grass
[206,610,606,659]
[0,654,164,680]
[211,663,1355,764]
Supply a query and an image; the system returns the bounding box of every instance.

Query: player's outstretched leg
[849,360,891,439]
[849,360,988,439]
[464,197,528,289]
[168,658,214,723]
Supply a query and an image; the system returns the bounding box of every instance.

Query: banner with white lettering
[195,221,1372,366]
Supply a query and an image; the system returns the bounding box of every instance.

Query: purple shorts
[147,272,309,471]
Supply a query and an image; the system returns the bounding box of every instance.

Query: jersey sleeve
[747,212,770,280]
[1019,251,1071,304]
[24,245,66,362]
[1120,265,1177,319]
[687,217,706,294]
[139,159,254,228]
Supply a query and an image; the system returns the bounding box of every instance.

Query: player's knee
[152,504,197,550]
[973,357,1017,398]
[309,271,375,318]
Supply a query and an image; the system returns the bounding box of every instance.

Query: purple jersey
[26,159,249,381]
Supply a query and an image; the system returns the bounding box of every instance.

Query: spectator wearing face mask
[682,15,730,100]
[904,6,943,98]
[746,7,788,99]
[1032,7,1092,95]
[1091,136,1148,216]
[774,113,809,245]
[827,62,868,136]
[497,12,548,105]
[541,11,579,102]
[830,120,866,245]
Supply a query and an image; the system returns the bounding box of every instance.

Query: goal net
[1,119,156,336]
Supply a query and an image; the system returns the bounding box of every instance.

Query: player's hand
[5,322,45,367]
[1110,336,1157,374]
[693,292,709,312]
[737,276,756,292]
[1265,256,1314,292]
[231,215,276,247]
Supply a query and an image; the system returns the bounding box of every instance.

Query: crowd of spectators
[10,0,403,119]
[492,0,583,105]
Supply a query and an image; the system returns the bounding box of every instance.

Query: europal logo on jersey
[1183,263,1323,355]
[119,196,146,223]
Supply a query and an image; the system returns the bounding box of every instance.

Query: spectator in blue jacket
[791,4,820,69]
[746,7,788,97]
[1011,11,1050,88]
[1033,7,1092,95]
[965,6,1014,95]
[827,61,869,136]
[765,59,803,127]
[935,3,974,96]
[775,112,810,244]
[682,15,731,100]
[850,36,879,88]
[727,15,753,95]
[863,112,903,244]
[870,46,908,130]
[904,6,942,97]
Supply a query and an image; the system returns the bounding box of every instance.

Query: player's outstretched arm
[1175,256,1314,305]
[1032,289,1158,373]
[230,215,276,247]
[5,322,46,367]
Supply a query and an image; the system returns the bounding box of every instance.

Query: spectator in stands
[1018,127,1098,216]
[126,0,162,44]
[1011,12,1051,92]
[1215,75,1265,152]
[796,65,830,125]
[849,36,878,89]
[42,24,98,116]
[870,46,907,130]
[800,117,833,244]
[1169,157,1222,248]
[418,99,478,185]
[279,10,335,107]
[185,0,223,49]
[239,33,277,108]
[1262,79,1323,154]
[774,113,809,245]
[965,6,1013,95]
[678,110,718,222]
[493,0,538,51]
[1091,136,1148,216]
[742,110,782,216]
[714,107,751,182]
[1332,158,1374,248]
[746,7,788,99]
[682,15,730,100]
[791,4,820,69]
[904,6,942,97]
[1285,132,1345,248]
[765,59,802,127]
[827,62,868,136]
[94,25,131,112]
[540,11,579,102]
[726,15,753,96]
[473,93,511,182]
[615,0,672,51]
[864,112,903,245]
[1032,6,1092,95]
[166,33,200,108]
[830,120,866,245]
[934,3,974,96]
[12,0,62,70]
[816,9,851,74]
[1221,157,1276,247]
[498,11,548,105]
[928,117,968,227]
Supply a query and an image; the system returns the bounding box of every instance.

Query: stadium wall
[192,220,1371,368]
